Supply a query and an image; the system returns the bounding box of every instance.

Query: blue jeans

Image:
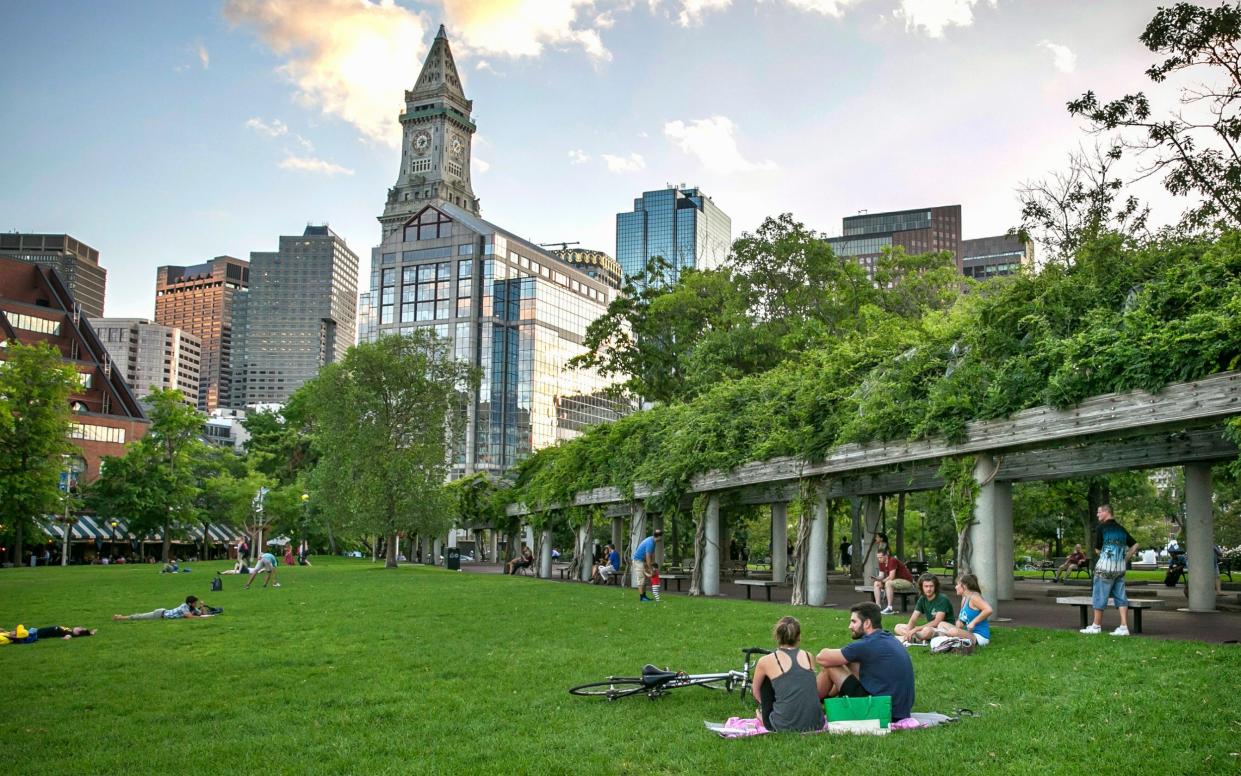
[1091,574,1128,610]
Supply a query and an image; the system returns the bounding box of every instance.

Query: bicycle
[568,647,771,702]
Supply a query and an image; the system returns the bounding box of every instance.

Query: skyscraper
[827,205,963,275]
[88,318,201,403]
[615,186,732,286]
[365,26,628,475]
[0,232,107,317]
[231,226,359,407]
[554,248,623,290]
[154,256,249,410]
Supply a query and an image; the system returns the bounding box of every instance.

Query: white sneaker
[1110,625,1129,637]
[1080,624,1101,634]
[880,607,896,615]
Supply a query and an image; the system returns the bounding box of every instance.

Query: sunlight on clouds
[1038,40,1076,74]
[196,43,210,68]
[767,0,864,17]
[602,152,646,173]
[278,155,355,175]
[664,116,775,174]
[473,156,491,174]
[895,0,994,38]
[224,0,428,147]
[568,149,591,165]
[677,0,731,27]
[442,0,612,61]
[245,117,287,137]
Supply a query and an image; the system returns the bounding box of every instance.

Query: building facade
[231,226,359,408]
[616,186,732,286]
[365,27,628,476]
[0,232,107,317]
[962,234,1034,280]
[154,256,249,410]
[554,248,623,290]
[0,257,148,482]
[827,205,963,275]
[88,318,201,403]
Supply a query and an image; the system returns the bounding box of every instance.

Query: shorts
[1092,574,1128,610]
[631,564,652,587]
[254,558,275,573]
[838,675,872,699]
[889,578,915,592]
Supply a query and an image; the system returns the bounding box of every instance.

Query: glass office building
[615,186,732,287]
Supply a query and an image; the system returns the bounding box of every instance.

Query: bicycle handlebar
[741,647,772,657]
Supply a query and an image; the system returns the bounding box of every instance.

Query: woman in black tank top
[750,616,828,732]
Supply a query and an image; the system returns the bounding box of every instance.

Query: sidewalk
[461,562,1241,644]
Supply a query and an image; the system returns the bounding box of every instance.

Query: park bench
[1042,557,1091,582]
[1055,595,1164,634]
[554,562,572,580]
[659,573,688,592]
[734,579,781,601]
[855,585,916,613]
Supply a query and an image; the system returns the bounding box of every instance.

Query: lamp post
[300,493,309,563]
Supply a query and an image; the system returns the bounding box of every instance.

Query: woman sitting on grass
[936,573,993,647]
[219,558,249,575]
[894,573,953,645]
[750,616,827,732]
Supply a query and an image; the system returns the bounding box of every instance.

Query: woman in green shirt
[894,573,954,645]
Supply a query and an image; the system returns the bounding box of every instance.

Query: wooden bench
[1055,596,1164,634]
[735,579,781,601]
[554,562,572,580]
[854,585,916,613]
[1042,557,1090,582]
[659,573,688,592]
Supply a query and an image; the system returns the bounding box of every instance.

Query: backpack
[210,577,222,592]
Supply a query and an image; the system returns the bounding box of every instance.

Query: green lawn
[1,558,1238,775]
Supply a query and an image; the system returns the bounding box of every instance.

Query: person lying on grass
[934,573,993,647]
[219,558,250,575]
[1,625,97,643]
[751,616,828,732]
[113,595,209,621]
[893,574,954,645]
[816,602,916,722]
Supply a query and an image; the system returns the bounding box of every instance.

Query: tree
[1068,2,1241,234]
[302,332,478,568]
[0,342,78,565]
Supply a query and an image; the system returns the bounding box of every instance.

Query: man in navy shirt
[632,529,662,602]
[591,544,621,584]
[816,602,915,721]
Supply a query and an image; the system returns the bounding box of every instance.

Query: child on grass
[651,563,662,601]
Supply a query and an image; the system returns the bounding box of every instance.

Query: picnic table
[735,579,781,601]
[1055,596,1165,634]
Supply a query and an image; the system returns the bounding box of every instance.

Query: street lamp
[300,493,309,564]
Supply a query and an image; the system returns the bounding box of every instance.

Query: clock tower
[380,25,480,239]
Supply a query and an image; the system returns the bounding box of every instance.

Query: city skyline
[1,1,1181,319]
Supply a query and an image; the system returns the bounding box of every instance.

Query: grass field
[1,558,1238,775]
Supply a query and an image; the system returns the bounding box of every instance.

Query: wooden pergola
[509,371,1240,614]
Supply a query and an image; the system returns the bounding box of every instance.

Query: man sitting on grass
[893,573,953,645]
[114,595,208,621]
[816,602,915,722]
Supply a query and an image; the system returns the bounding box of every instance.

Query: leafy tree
[302,332,479,568]
[0,341,78,564]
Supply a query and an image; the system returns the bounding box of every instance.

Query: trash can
[445,547,461,571]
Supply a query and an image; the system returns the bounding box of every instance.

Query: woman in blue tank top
[938,573,993,646]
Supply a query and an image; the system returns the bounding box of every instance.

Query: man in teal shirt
[246,551,281,589]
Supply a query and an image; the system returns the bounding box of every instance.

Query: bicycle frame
[569,647,770,701]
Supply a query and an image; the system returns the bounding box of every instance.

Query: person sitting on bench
[872,548,914,615]
[816,602,915,722]
[1054,545,1088,583]
[591,544,620,584]
[751,616,827,732]
[935,573,993,646]
[894,573,953,645]
[506,544,534,575]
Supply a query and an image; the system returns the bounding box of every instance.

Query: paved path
[459,562,1241,644]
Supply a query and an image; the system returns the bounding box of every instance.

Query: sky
[0,0,1190,319]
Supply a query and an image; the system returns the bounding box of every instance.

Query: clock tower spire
[380,24,479,238]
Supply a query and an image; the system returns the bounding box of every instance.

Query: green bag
[825,695,892,729]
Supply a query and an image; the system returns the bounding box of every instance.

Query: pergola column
[447,529,457,549]
[972,454,1000,611]
[433,537,442,565]
[538,526,553,578]
[994,480,1014,601]
[771,502,788,584]
[578,521,592,582]
[703,494,721,596]
[629,503,647,589]
[488,530,498,564]
[1185,463,1216,612]
[808,486,828,606]
[861,495,882,584]
[611,516,625,586]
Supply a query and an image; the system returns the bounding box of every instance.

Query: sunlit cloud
[765,0,864,16]
[442,0,612,62]
[568,149,591,165]
[894,0,995,38]
[473,156,491,174]
[1038,40,1076,74]
[664,116,776,173]
[196,43,211,68]
[245,117,288,137]
[602,152,646,173]
[278,155,355,175]
[677,0,731,26]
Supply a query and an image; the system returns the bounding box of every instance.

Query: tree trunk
[385,532,398,568]
[956,518,976,578]
[688,507,707,596]
[325,518,336,556]
[849,498,862,580]
[825,501,835,572]
[1086,478,1109,548]
[161,521,171,562]
[895,493,906,559]
[571,514,592,580]
[202,521,212,560]
[789,508,813,605]
[15,522,24,566]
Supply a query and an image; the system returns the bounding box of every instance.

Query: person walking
[632,529,662,602]
[1081,504,1139,636]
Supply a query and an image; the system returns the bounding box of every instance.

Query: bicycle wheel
[568,678,647,699]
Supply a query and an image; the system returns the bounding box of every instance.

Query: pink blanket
[707,713,926,738]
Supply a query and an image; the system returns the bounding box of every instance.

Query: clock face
[450,135,464,159]
[412,131,431,155]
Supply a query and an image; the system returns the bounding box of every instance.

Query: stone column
[703,494,721,596]
[422,535,434,565]
[652,513,664,565]
[538,526,552,578]
[771,502,788,584]
[488,530,498,564]
[394,535,401,564]
[994,481,1014,601]
[612,516,625,587]
[808,486,828,606]
[432,538,442,565]
[578,522,592,582]
[861,495,882,584]
[524,525,535,547]
[447,529,458,549]
[1185,463,1216,612]
[629,503,647,589]
[972,454,1000,612]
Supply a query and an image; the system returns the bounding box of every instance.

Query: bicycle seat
[641,664,679,686]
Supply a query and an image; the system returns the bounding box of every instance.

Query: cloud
[602,152,646,173]
[442,0,613,62]
[663,116,776,173]
[1038,40,1076,74]
[278,155,355,175]
[223,0,428,147]
[568,149,591,165]
[475,59,494,72]
[245,117,288,137]
[678,0,731,26]
[196,43,210,68]
[473,156,491,174]
[894,0,995,38]
[767,0,863,16]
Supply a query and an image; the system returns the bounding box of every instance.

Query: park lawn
[1,559,1238,775]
